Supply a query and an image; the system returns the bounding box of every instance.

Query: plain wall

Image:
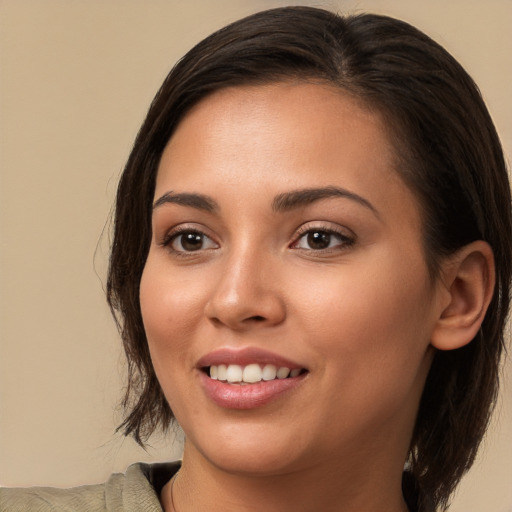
[1,1,511,510]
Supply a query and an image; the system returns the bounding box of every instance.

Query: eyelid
[290,222,356,251]
[159,224,219,253]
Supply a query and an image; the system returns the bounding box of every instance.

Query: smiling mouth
[203,364,308,384]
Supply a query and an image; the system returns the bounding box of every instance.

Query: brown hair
[107,7,512,510]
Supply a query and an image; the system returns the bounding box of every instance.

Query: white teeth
[242,364,262,383]
[208,364,302,384]
[262,364,277,381]
[226,364,243,383]
[217,364,227,381]
[277,367,290,379]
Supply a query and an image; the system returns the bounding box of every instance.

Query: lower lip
[199,371,306,409]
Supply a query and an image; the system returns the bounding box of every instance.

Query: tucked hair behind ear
[107,7,512,510]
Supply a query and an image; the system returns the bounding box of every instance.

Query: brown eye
[306,231,331,250]
[293,228,353,251]
[170,231,217,252]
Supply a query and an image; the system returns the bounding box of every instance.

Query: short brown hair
[107,7,512,510]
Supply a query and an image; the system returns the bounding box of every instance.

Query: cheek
[290,250,435,382]
[299,265,434,439]
[139,257,211,420]
[139,258,205,368]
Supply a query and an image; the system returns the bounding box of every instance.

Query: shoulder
[1,481,109,512]
[0,461,180,512]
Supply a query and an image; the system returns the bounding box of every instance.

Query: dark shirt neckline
[142,462,422,512]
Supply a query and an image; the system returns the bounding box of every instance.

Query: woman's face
[140,82,444,476]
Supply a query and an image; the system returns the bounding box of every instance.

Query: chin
[204,447,302,477]
[184,421,312,477]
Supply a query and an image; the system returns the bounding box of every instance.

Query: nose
[204,248,286,331]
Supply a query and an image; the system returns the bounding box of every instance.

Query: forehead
[166,82,389,151]
[155,82,413,216]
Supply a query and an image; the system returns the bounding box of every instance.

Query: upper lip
[196,347,306,370]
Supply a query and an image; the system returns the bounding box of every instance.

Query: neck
[161,443,410,512]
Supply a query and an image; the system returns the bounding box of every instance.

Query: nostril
[248,315,266,322]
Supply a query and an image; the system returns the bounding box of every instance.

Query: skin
[140,82,451,512]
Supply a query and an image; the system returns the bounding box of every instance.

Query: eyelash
[161,226,218,256]
[291,224,355,253]
[160,223,355,256]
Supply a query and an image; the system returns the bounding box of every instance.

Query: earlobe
[431,241,495,351]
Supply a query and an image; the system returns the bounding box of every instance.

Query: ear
[431,241,495,351]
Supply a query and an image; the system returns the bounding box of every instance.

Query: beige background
[1,1,511,510]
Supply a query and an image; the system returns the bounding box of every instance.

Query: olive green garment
[0,462,179,512]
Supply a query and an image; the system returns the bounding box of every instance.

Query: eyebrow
[152,186,378,217]
[272,186,379,217]
[153,192,218,212]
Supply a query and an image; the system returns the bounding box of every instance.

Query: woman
[3,6,510,512]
